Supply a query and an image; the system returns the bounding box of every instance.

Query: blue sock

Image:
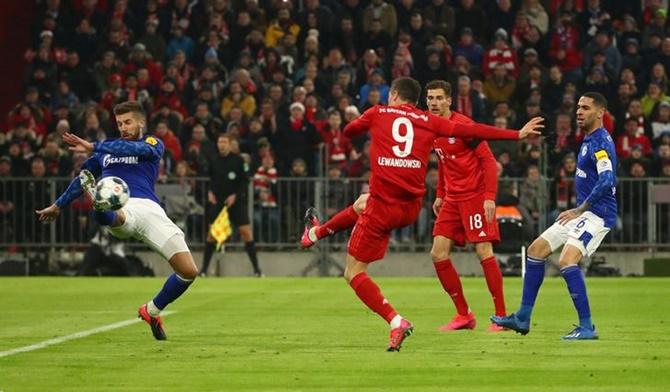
[153,273,193,310]
[561,265,593,329]
[94,211,117,226]
[517,256,546,321]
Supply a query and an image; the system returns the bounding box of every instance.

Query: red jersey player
[337,77,543,351]
[425,80,506,332]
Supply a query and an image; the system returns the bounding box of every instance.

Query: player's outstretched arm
[343,106,375,138]
[35,203,60,223]
[435,116,544,140]
[36,156,102,222]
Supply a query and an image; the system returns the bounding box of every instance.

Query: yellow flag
[209,206,232,251]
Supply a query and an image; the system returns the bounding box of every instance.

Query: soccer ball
[95,176,130,211]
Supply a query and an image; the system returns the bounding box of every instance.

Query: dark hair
[581,92,608,109]
[425,80,452,96]
[390,77,421,104]
[113,101,145,117]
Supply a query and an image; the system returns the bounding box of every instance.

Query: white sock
[147,301,161,317]
[390,314,403,329]
[308,227,318,242]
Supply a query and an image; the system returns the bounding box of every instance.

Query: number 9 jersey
[343,104,522,203]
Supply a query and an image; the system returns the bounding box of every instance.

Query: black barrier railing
[0,177,668,252]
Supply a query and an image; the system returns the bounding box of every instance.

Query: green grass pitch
[1,277,669,391]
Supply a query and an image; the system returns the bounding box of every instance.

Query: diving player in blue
[492,92,617,340]
[36,101,198,341]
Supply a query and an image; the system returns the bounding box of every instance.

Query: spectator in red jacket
[617,117,653,159]
[154,120,183,162]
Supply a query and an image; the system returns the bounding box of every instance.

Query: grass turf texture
[1,277,669,391]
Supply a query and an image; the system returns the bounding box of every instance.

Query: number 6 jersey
[343,104,522,203]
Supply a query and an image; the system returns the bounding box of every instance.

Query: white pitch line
[0,310,175,358]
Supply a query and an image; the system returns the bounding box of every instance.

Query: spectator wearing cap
[641,82,670,118]
[453,27,483,67]
[548,11,582,80]
[275,102,321,175]
[518,48,547,82]
[583,29,622,75]
[482,28,518,79]
[265,7,300,48]
[455,0,487,42]
[654,143,670,173]
[395,0,421,33]
[618,117,654,159]
[363,0,397,37]
[358,68,389,110]
[422,0,456,40]
[651,102,670,143]
[618,14,642,49]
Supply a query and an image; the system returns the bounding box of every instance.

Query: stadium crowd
[2,0,670,245]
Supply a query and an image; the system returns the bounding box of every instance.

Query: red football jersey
[434,111,498,202]
[344,104,520,202]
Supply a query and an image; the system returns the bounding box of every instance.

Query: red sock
[349,272,397,323]
[433,258,469,316]
[315,205,358,239]
[481,256,506,316]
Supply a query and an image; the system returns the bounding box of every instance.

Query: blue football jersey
[55,135,164,207]
[575,128,618,228]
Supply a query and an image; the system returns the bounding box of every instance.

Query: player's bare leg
[431,235,476,330]
[344,254,413,351]
[558,244,598,339]
[474,241,507,331]
[139,247,198,341]
[301,194,369,248]
[491,237,552,334]
[239,224,263,277]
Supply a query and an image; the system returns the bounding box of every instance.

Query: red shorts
[348,196,422,263]
[432,195,500,247]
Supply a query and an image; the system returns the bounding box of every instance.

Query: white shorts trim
[108,198,188,260]
[540,211,610,257]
